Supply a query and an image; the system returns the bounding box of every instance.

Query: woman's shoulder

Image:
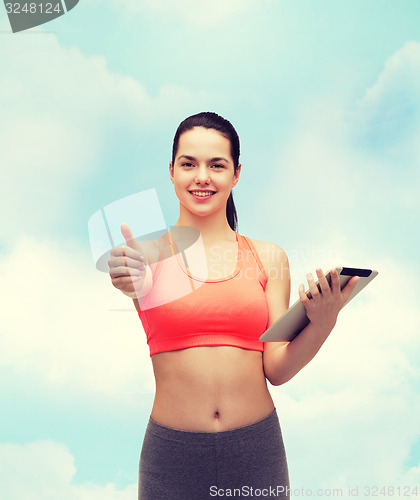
[243,235,287,257]
[242,235,289,275]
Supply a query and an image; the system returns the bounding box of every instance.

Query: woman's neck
[172,215,235,244]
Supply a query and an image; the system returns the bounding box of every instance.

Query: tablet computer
[259,267,378,343]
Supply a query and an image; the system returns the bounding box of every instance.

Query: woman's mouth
[189,191,216,200]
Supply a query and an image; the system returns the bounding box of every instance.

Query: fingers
[315,268,330,295]
[299,272,319,309]
[109,251,145,268]
[307,269,332,301]
[299,268,361,307]
[110,245,145,261]
[306,272,320,300]
[108,246,146,279]
[112,274,143,286]
[298,282,310,307]
[329,268,341,296]
[299,268,332,306]
[110,265,145,279]
[111,275,143,294]
[109,257,145,277]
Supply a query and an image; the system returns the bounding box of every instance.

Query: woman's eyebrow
[177,155,196,162]
[177,155,230,163]
[210,157,229,163]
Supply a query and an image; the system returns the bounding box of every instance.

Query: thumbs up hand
[108,223,151,299]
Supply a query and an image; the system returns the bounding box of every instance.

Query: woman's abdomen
[150,346,275,432]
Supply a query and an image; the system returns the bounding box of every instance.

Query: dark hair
[171,111,240,231]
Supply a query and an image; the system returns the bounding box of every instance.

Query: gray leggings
[138,408,290,499]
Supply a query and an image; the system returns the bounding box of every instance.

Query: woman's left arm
[262,243,360,386]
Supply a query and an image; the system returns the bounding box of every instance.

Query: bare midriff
[150,345,275,432]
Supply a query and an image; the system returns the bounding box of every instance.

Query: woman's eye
[181,162,224,169]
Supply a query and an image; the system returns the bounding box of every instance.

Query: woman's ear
[169,161,174,183]
[232,163,241,187]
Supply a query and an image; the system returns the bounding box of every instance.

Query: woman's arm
[262,243,359,386]
[263,320,335,386]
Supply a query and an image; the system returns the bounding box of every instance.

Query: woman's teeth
[190,191,215,197]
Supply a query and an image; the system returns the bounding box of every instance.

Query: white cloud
[354,41,420,160]
[0,441,137,500]
[109,0,272,28]
[0,234,155,396]
[0,18,225,241]
[277,92,417,223]
[260,42,420,284]
[360,41,420,117]
[399,464,420,497]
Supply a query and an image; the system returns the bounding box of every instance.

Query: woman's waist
[149,405,278,435]
[150,346,274,431]
[151,389,275,432]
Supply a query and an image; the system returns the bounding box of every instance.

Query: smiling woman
[168,122,241,228]
[107,111,359,500]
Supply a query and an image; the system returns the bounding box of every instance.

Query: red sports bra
[137,230,269,357]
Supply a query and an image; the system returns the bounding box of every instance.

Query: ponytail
[226,191,238,232]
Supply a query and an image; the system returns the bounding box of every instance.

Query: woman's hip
[138,407,289,500]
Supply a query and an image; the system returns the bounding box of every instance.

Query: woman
[108,112,359,499]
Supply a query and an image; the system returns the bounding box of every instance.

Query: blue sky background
[0,1,419,499]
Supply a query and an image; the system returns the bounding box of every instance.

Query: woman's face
[169,126,241,217]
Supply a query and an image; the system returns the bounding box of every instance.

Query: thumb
[121,223,136,248]
[341,276,360,304]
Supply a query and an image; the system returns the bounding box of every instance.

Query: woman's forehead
[177,127,231,158]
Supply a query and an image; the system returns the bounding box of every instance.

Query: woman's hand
[108,223,149,299]
[298,268,360,334]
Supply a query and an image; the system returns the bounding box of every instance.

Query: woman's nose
[195,166,211,183]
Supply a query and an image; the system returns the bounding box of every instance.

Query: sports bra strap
[168,230,175,256]
[241,236,267,284]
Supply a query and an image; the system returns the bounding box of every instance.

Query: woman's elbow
[263,363,291,386]
[263,346,292,386]
[265,372,291,387]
